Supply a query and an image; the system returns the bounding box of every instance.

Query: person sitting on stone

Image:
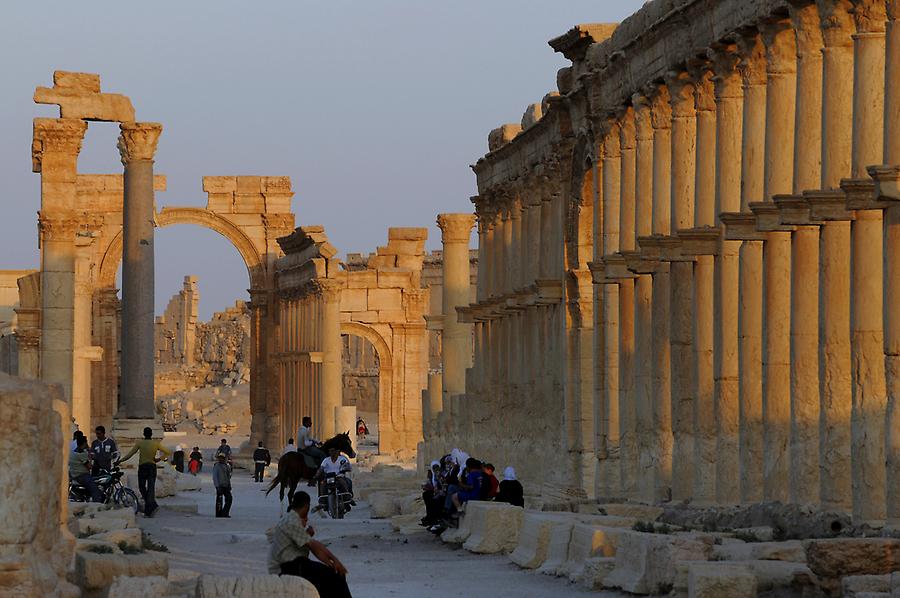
[268,491,351,598]
[282,437,297,455]
[213,453,233,518]
[298,417,325,464]
[481,463,500,500]
[189,447,203,474]
[315,447,354,505]
[90,425,118,476]
[172,444,185,473]
[70,435,103,502]
[253,441,271,483]
[451,457,485,511]
[117,426,169,517]
[421,460,443,526]
[495,466,524,507]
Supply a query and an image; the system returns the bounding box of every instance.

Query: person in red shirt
[482,463,500,499]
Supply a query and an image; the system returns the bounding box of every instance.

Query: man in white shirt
[282,438,297,456]
[298,417,325,463]
[316,447,353,501]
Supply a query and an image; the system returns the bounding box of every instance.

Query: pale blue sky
[0,1,643,319]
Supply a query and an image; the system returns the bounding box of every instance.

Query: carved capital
[32,118,87,173]
[889,0,900,21]
[852,0,888,33]
[38,216,80,241]
[689,64,716,113]
[817,0,856,47]
[602,118,621,159]
[117,122,162,164]
[736,31,769,85]
[618,106,636,151]
[760,18,799,74]
[314,279,343,302]
[648,85,672,129]
[790,1,826,56]
[708,43,742,99]
[437,213,476,242]
[665,70,696,118]
[632,93,653,141]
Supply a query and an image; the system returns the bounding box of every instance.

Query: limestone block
[368,255,396,269]
[34,86,135,122]
[347,270,377,289]
[387,227,427,241]
[462,501,525,554]
[563,524,627,581]
[687,562,756,598]
[350,311,378,323]
[72,514,130,536]
[339,289,367,312]
[89,527,142,550]
[599,503,664,521]
[395,255,423,270]
[488,124,522,152]
[521,102,543,129]
[397,493,425,516]
[69,502,109,519]
[390,514,426,535]
[377,271,412,289]
[843,575,892,597]
[509,512,576,569]
[376,310,407,323]
[368,492,402,518]
[75,538,121,554]
[367,289,401,311]
[106,575,170,597]
[74,551,168,592]
[603,531,711,594]
[176,473,202,492]
[711,539,805,563]
[536,519,576,575]
[578,557,616,591]
[805,538,900,578]
[557,67,574,94]
[195,574,318,597]
[384,239,425,256]
[441,509,473,544]
[202,176,237,193]
[576,514,638,529]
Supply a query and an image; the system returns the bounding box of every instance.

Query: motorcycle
[69,466,143,513]
[317,472,353,519]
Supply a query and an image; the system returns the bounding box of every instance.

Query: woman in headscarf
[172,445,185,473]
[495,466,524,507]
[421,460,443,525]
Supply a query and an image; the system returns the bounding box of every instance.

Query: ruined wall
[195,301,250,385]
[0,270,35,376]
[154,275,198,366]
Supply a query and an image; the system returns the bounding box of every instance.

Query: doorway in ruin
[341,333,380,449]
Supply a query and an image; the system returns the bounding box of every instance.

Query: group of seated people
[420,449,524,531]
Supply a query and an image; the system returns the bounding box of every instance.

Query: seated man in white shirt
[315,447,354,503]
[298,417,326,464]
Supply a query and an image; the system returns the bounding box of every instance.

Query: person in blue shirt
[451,457,485,510]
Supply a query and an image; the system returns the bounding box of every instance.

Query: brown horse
[266,432,356,503]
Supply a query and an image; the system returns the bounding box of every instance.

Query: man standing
[215,438,233,470]
[298,417,325,463]
[90,426,119,476]
[253,441,271,483]
[118,427,170,517]
[70,436,103,502]
[213,453,233,517]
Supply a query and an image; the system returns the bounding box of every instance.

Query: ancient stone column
[73,235,98,430]
[760,19,797,504]
[689,64,718,505]
[33,118,87,408]
[320,280,343,439]
[618,107,639,499]
[709,44,743,503]
[847,0,888,524]
[632,93,655,502]
[437,213,476,410]
[116,122,162,422]
[667,71,697,502]
[788,1,825,505]
[814,0,855,512]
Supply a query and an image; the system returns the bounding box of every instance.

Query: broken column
[320,280,343,439]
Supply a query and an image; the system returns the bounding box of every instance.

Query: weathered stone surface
[805,538,900,578]
[397,493,425,516]
[391,514,427,535]
[578,556,616,590]
[843,574,892,597]
[509,512,576,569]
[563,524,626,581]
[687,562,757,598]
[462,502,525,554]
[711,539,806,563]
[441,509,474,544]
[74,551,169,591]
[603,531,711,594]
[536,519,577,576]
[106,575,171,597]
[488,124,522,151]
[368,492,402,519]
[600,503,664,521]
[89,527,142,550]
[660,503,851,540]
[194,574,318,597]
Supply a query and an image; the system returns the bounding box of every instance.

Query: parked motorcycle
[68,466,142,513]
[317,472,352,519]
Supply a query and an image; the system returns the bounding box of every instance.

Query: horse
[266,431,356,503]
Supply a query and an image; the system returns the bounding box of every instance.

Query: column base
[112,417,164,458]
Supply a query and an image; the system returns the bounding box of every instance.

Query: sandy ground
[139,470,619,597]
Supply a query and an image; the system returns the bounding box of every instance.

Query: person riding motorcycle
[315,447,354,506]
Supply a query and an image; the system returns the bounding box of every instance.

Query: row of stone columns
[589,0,899,524]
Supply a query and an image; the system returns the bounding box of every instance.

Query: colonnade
[588,0,900,524]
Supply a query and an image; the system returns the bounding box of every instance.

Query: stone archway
[340,321,393,447]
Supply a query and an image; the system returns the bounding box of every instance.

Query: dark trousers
[280,556,351,598]
[254,462,266,482]
[423,490,443,522]
[215,486,232,517]
[75,473,104,502]
[137,463,158,515]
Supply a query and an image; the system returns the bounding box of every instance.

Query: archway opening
[342,333,379,450]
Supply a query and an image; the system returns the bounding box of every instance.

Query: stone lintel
[841,177,887,210]
[534,279,563,304]
[587,260,605,284]
[621,250,662,274]
[455,307,476,324]
[35,70,135,122]
[749,201,796,232]
[868,165,900,203]
[601,254,637,281]
[772,194,818,225]
[720,212,767,240]
[804,189,855,221]
[424,314,444,331]
[639,234,693,262]
[676,226,721,256]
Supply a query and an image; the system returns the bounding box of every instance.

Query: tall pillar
[848,0,887,524]
[788,1,825,505]
[34,118,87,411]
[667,71,697,502]
[709,44,743,504]
[814,0,855,512]
[116,122,162,423]
[437,213,476,409]
[632,93,655,502]
[760,19,797,503]
[73,235,99,431]
[618,107,639,499]
[689,63,718,504]
[320,281,343,439]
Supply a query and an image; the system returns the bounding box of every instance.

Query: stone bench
[509,512,579,569]
[462,502,525,554]
[561,523,628,582]
[602,531,712,595]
